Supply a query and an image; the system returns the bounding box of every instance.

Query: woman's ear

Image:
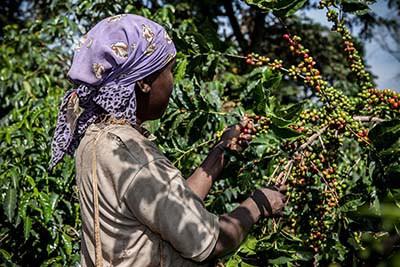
[137,80,152,93]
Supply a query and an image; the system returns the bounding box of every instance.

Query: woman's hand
[251,187,286,218]
[207,186,287,260]
[217,117,255,152]
[187,117,257,200]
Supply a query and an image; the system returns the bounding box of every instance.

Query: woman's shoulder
[79,122,165,166]
[101,123,165,164]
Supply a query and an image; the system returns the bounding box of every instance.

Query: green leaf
[0,249,12,261]
[341,0,372,15]
[341,198,365,212]
[50,193,59,211]
[253,82,269,114]
[268,100,303,127]
[295,250,313,261]
[276,102,304,121]
[270,124,302,139]
[358,203,400,219]
[251,133,279,157]
[268,256,293,264]
[386,163,400,178]
[24,216,32,240]
[379,138,400,158]
[270,114,292,127]
[274,0,307,17]
[190,31,210,52]
[239,236,258,255]
[245,0,307,17]
[240,262,257,267]
[38,192,52,223]
[142,119,161,134]
[23,81,36,99]
[266,95,278,114]
[174,57,188,83]
[226,255,242,267]
[263,71,282,91]
[61,232,72,255]
[369,119,400,151]
[4,188,17,222]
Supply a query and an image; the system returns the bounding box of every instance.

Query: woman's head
[50,14,176,169]
[68,14,176,88]
[135,58,175,122]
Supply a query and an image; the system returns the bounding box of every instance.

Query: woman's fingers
[219,114,266,152]
[273,184,287,193]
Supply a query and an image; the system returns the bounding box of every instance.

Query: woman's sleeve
[123,158,219,262]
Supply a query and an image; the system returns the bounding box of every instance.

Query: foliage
[0,0,399,266]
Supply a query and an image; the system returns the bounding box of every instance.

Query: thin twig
[345,157,362,178]
[270,162,282,182]
[173,138,216,164]
[298,125,328,151]
[275,160,293,185]
[319,135,326,151]
[178,108,229,117]
[280,160,294,185]
[225,54,246,59]
[353,116,385,123]
[276,16,289,33]
[345,125,371,146]
[271,126,328,187]
[0,232,9,243]
[272,218,278,232]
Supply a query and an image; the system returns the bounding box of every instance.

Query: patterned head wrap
[49,14,176,170]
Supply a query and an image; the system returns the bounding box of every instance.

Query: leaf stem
[173,138,216,164]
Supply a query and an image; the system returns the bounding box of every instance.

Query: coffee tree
[0,0,399,266]
[210,1,400,266]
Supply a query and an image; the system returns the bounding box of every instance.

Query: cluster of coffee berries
[281,33,374,144]
[295,105,366,146]
[253,115,271,134]
[268,59,284,70]
[228,115,272,149]
[283,34,311,59]
[283,142,347,253]
[245,53,284,70]
[281,34,332,96]
[282,33,349,105]
[245,53,270,66]
[359,88,400,112]
[326,9,374,90]
[242,114,271,135]
[322,105,371,144]
[300,108,322,123]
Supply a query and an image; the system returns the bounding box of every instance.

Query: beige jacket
[75,123,219,267]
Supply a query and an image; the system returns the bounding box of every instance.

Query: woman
[50,14,285,267]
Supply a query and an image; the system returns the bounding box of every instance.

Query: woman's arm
[186,120,252,200]
[186,142,226,200]
[207,188,286,259]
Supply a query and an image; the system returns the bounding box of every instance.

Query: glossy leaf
[4,188,17,223]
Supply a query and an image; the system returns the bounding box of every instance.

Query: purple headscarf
[49,14,176,170]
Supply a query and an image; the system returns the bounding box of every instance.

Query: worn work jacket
[75,123,219,266]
